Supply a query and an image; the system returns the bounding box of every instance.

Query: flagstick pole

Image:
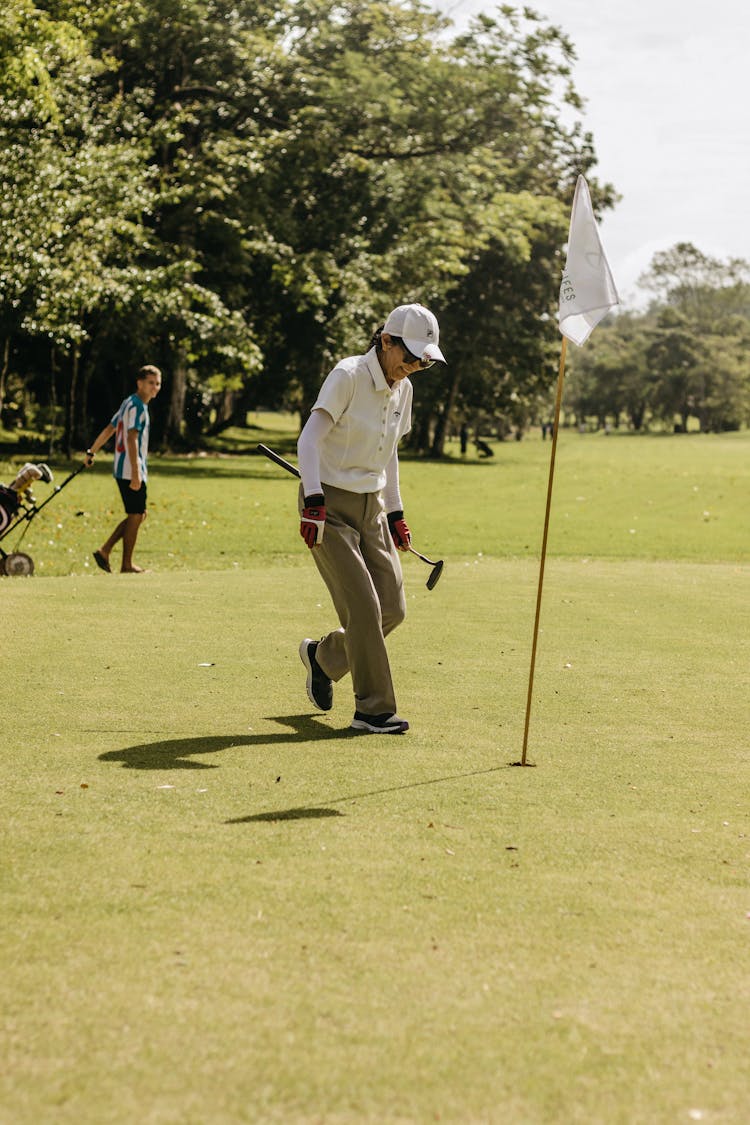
[519,335,567,766]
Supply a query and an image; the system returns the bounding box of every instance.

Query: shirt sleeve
[382,451,403,512]
[297,408,335,497]
[312,365,354,424]
[127,399,145,431]
[400,380,413,437]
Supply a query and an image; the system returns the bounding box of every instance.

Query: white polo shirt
[312,347,413,493]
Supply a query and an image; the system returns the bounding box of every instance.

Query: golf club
[257,443,444,589]
[407,546,444,590]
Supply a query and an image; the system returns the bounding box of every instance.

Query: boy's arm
[126,429,142,488]
[84,423,116,466]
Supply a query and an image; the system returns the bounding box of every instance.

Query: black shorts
[117,478,147,514]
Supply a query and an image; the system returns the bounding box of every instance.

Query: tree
[402,7,616,453]
[2,2,617,449]
[566,312,653,431]
[0,1,167,450]
[640,246,750,432]
[639,242,750,329]
[239,2,615,444]
[63,0,275,444]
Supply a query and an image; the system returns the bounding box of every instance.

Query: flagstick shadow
[225,763,514,824]
[233,807,345,822]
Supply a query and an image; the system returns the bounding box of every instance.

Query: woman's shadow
[98,714,348,770]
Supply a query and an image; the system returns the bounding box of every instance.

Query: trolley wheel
[3,551,35,576]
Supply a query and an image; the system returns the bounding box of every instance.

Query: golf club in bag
[257,443,444,590]
[0,462,86,576]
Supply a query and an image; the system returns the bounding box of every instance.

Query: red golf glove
[300,494,326,548]
[387,509,411,551]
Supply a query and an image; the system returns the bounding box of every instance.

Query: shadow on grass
[229,807,344,822]
[98,716,518,823]
[228,763,514,825]
[98,714,345,770]
[77,457,286,482]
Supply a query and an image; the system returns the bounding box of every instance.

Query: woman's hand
[301,494,326,548]
[387,510,411,551]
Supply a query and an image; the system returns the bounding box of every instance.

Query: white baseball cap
[383,303,445,364]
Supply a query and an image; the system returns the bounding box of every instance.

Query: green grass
[1,424,748,577]
[1,425,749,1123]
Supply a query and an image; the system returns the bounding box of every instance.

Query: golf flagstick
[257,443,443,589]
[519,175,619,766]
[518,337,566,767]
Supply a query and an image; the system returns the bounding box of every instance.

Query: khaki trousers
[300,483,406,715]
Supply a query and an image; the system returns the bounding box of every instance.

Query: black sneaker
[351,711,409,734]
[299,639,333,711]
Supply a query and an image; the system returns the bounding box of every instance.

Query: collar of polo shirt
[367,347,393,392]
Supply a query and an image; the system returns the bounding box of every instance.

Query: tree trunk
[65,346,80,458]
[0,337,9,419]
[48,346,58,456]
[431,365,463,458]
[217,388,236,426]
[165,346,187,447]
[431,410,448,458]
[409,409,432,453]
[630,404,644,431]
[77,355,94,450]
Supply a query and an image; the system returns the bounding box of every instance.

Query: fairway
[2,430,749,1123]
[2,425,749,578]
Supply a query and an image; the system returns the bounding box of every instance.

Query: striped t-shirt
[111,394,150,481]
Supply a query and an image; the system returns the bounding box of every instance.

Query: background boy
[84,365,162,573]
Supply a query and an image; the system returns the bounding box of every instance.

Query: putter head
[425,559,444,590]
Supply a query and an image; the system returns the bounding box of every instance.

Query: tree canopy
[3,0,614,451]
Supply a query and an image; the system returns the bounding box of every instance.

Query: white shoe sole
[299,639,320,710]
[350,717,409,734]
[299,639,331,711]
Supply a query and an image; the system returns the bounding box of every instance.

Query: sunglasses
[400,344,435,370]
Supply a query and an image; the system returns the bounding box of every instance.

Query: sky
[433,0,750,307]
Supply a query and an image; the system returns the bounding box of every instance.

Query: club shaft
[408,545,439,567]
[257,443,300,478]
[30,465,86,517]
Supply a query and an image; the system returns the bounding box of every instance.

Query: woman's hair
[370,326,410,355]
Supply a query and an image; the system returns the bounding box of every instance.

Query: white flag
[558,175,619,346]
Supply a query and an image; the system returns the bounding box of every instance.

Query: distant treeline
[567,244,750,434]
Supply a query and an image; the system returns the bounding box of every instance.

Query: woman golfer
[297,303,445,734]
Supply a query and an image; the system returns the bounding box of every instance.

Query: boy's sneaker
[299,639,333,711]
[351,712,409,734]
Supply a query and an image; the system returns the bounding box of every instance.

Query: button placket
[380,395,388,449]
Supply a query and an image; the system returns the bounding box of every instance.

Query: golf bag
[0,464,53,532]
[0,484,19,534]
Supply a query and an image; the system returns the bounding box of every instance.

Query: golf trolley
[0,461,84,576]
